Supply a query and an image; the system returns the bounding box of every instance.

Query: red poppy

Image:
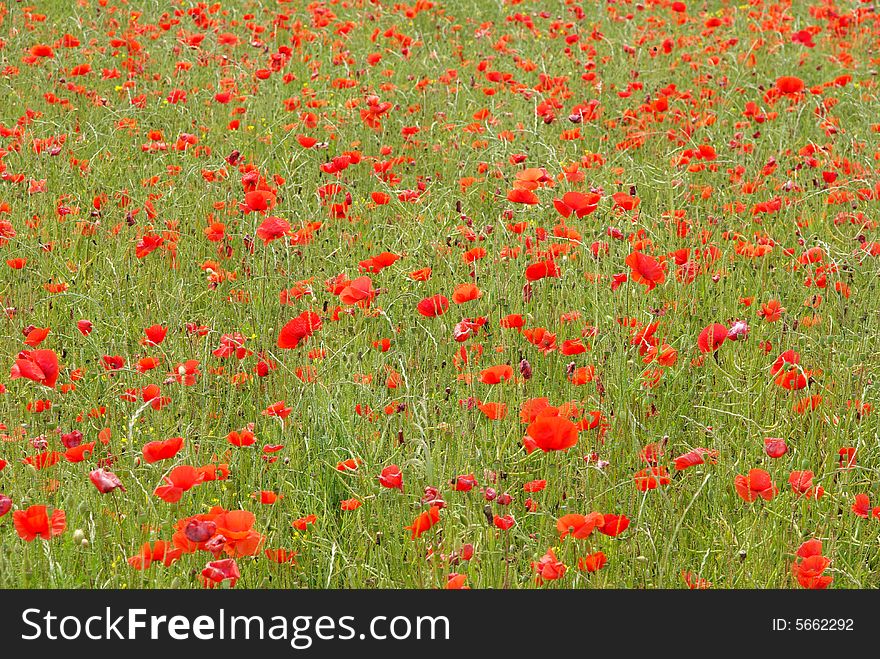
[578,552,608,573]
[378,464,403,490]
[532,548,566,585]
[625,252,665,291]
[142,437,184,463]
[406,505,441,539]
[416,294,450,317]
[154,465,204,503]
[776,76,805,95]
[10,349,60,388]
[556,512,604,540]
[524,415,579,453]
[13,505,66,541]
[697,323,727,353]
[734,468,777,502]
[634,466,671,491]
[277,311,322,349]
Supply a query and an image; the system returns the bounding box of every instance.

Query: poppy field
[1,0,879,591]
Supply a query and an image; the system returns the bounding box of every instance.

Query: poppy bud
[568,113,582,123]
[460,544,474,561]
[0,494,11,517]
[73,529,85,543]
[519,358,532,380]
[497,492,513,506]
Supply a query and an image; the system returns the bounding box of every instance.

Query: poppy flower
[292,514,317,531]
[556,512,604,540]
[764,437,788,458]
[791,539,832,589]
[553,191,600,218]
[578,552,608,573]
[277,311,322,349]
[338,276,375,305]
[201,558,240,588]
[128,541,182,569]
[776,76,805,95]
[13,505,66,541]
[598,514,630,537]
[256,216,291,244]
[445,573,469,589]
[244,190,276,213]
[416,294,450,317]
[142,437,184,463]
[697,323,727,353]
[493,514,516,530]
[625,252,665,291]
[378,464,403,490]
[89,468,125,494]
[673,448,718,470]
[10,349,60,388]
[525,260,561,282]
[734,469,778,502]
[479,364,513,384]
[634,466,671,491]
[154,465,204,503]
[532,548,566,585]
[406,505,441,539]
[524,415,579,453]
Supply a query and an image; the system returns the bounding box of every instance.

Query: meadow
[0,0,879,589]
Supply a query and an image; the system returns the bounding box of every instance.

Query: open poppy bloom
[13,505,66,541]
[556,512,604,539]
[791,539,832,589]
[201,558,241,588]
[406,505,441,539]
[634,466,671,491]
[532,548,566,585]
[128,541,183,569]
[523,414,579,453]
[734,469,778,502]
[625,251,665,291]
[578,551,608,573]
[10,349,60,388]
[154,465,204,503]
[142,436,184,463]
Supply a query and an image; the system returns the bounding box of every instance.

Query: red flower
[142,436,184,463]
[13,505,66,541]
[524,415,579,453]
[697,323,727,353]
[10,349,60,388]
[416,294,450,317]
[625,252,665,291]
[734,469,778,502]
[791,539,832,589]
[201,558,241,588]
[763,437,788,458]
[378,464,403,490]
[556,513,604,540]
[532,548,566,585]
[89,468,125,494]
[406,506,441,539]
[634,466,671,491]
[578,552,608,573]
